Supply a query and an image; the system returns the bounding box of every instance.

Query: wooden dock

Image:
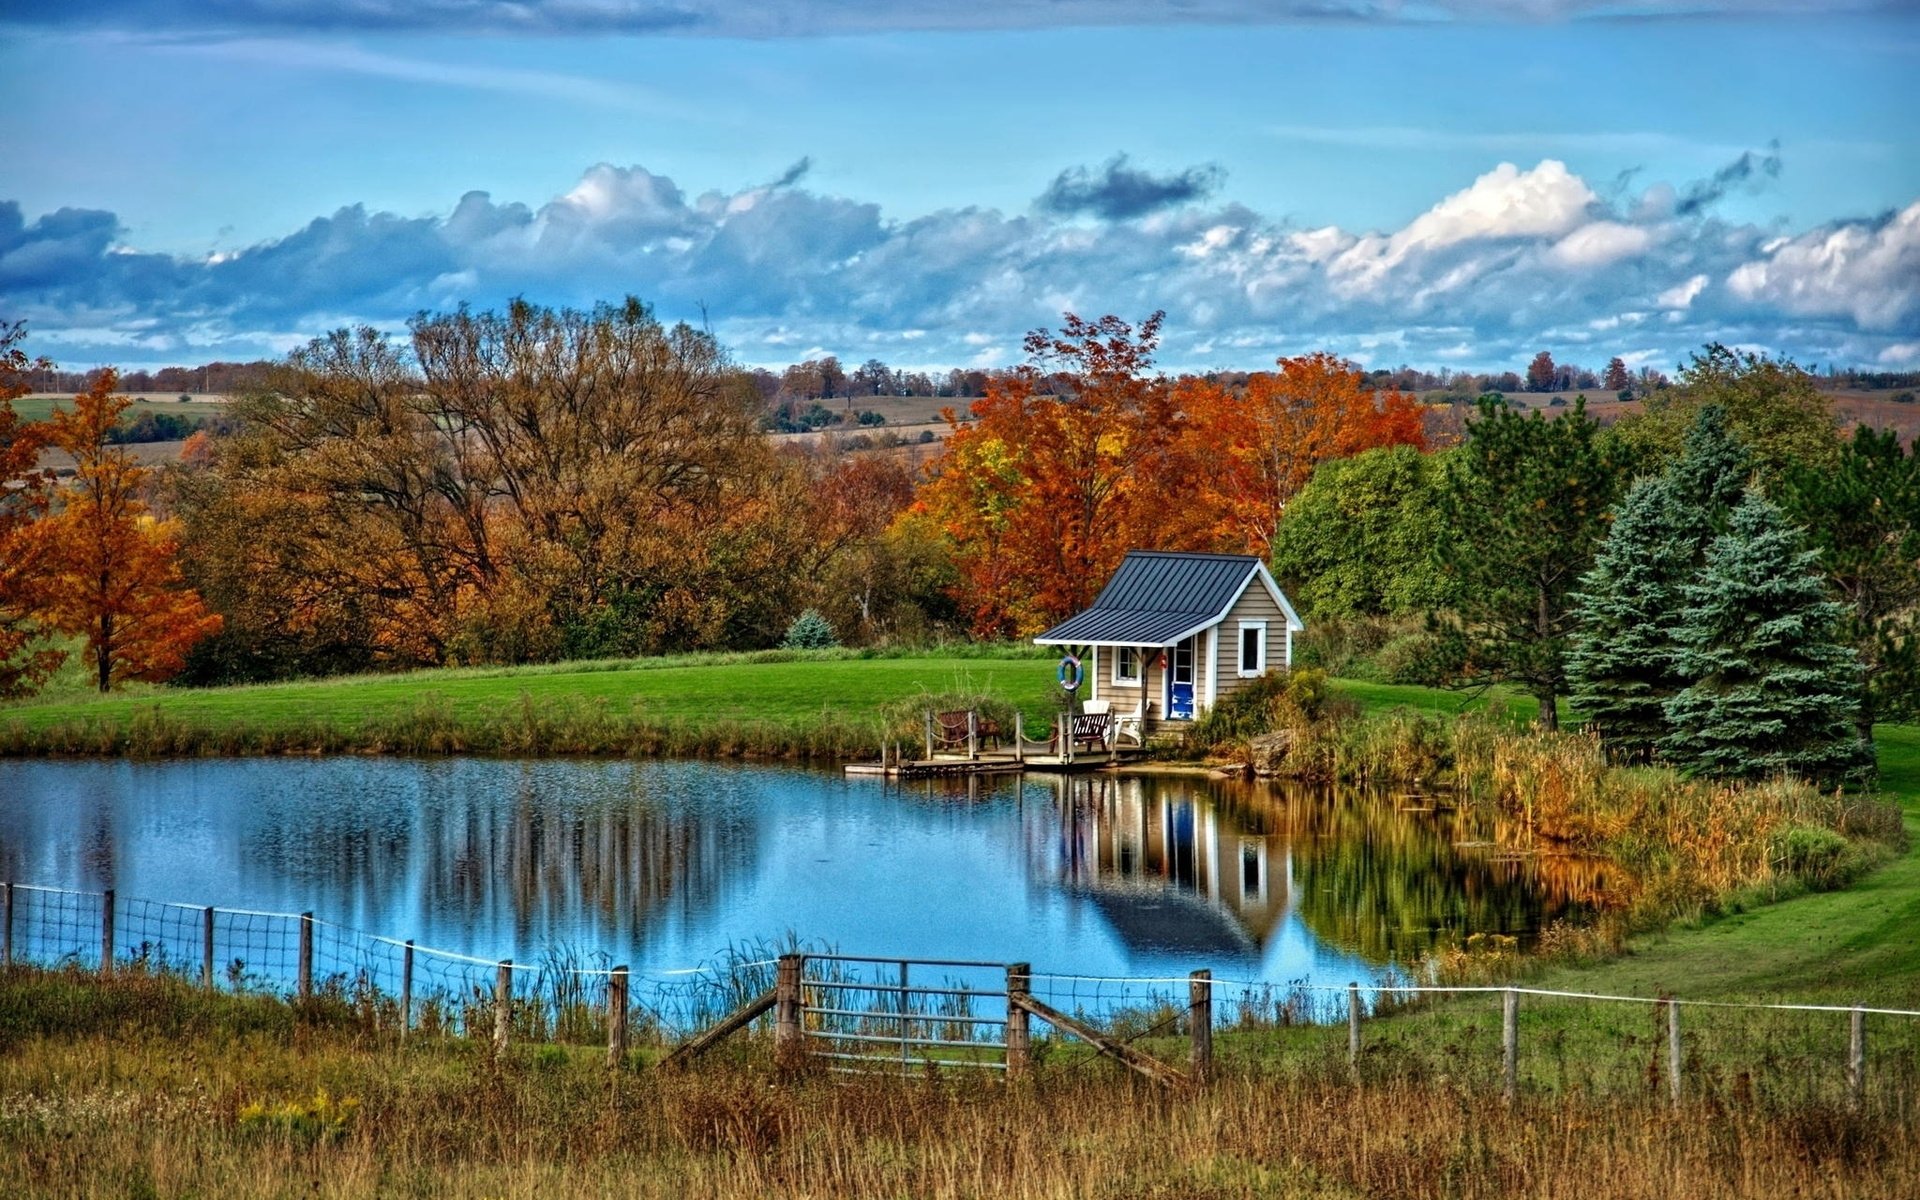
[844,747,1140,779]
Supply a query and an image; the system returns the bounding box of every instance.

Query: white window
[1238,621,1267,677]
[1113,646,1142,686]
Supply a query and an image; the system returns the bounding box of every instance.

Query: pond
[0,758,1611,994]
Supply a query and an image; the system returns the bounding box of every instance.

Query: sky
[3,1,1917,375]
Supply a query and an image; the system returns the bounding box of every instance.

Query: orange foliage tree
[0,321,63,697]
[1169,352,1425,552]
[916,312,1188,636]
[30,370,222,691]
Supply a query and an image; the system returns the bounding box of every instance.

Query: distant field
[11,392,234,423]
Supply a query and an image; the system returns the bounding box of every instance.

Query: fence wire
[3,880,1916,1111]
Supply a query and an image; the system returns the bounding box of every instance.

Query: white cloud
[4,158,1916,373]
[1726,202,1920,331]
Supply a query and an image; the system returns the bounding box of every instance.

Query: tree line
[3,300,1914,790]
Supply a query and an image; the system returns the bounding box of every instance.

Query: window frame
[1113,645,1143,686]
[1237,620,1267,678]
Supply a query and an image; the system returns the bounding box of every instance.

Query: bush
[781,608,839,650]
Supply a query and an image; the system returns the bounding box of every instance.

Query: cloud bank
[3,154,1916,371]
[5,1,1899,38]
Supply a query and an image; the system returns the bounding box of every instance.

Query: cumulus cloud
[4,159,1917,372]
[3,1,1886,37]
[1038,156,1224,221]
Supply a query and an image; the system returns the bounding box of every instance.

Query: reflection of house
[1034,551,1304,728]
[1050,775,1291,959]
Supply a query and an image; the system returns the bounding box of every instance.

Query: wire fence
[4,880,1917,1112]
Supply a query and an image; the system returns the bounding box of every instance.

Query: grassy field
[0,646,1076,756]
[0,967,1912,1200]
[10,393,232,423]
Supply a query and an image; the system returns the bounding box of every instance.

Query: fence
[5,881,1917,1111]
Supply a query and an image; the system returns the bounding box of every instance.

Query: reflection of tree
[1245,782,1616,961]
[1031,773,1612,967]
[415,768,759,953]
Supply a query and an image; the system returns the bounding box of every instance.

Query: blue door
[1168,638,1196,719]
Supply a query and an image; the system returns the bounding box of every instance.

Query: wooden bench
[1055,712,1112,754]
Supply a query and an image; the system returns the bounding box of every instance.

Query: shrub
[782,608,839,650]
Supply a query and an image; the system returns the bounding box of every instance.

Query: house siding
[1213,582,1292,703]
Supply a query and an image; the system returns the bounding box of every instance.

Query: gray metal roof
[1033,551,1262,647]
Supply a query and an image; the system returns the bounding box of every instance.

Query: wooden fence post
[1189,970,1213,1083]
[202,907,216,990]
[1005,963,1031,1079]
[775,953,804,1059]
[1013,713,1025,764]
[608,966,630,1070]
[1348,982,1362,1072]
[297,911,314,1001]
[2,882,12,967]
[101,888,114,974]
[400,941,414,1038]
[494,960,513,1053]
[1501,988,1519,1105]
[967,710,978,761]
[1666,998,1682,1108]
[923,711,934,761]
[1849,1005,1866,1111]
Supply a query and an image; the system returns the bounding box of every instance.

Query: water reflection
[0,758,1605,982]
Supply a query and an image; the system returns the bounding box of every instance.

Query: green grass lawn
[0,647,1066,742]
[8,395,231,424]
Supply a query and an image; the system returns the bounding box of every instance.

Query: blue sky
[3,2,1917,373]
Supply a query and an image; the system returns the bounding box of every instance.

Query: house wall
[1212,582,1293,705]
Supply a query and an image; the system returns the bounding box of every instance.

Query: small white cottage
[1033,551,1305,727]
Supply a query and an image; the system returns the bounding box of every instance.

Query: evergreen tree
[1432,397,1632,729]
[1566,477,1692,762]
[1661,491,1868,785]
[1568,405,1753,761]
[782,607,839,650]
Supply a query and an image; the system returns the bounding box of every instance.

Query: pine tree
[1566,477,1692,761]
[782,608,839,650]
[1661,491,1869,785]
[1567,405,1750,760]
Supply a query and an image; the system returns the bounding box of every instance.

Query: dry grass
[3,968,1916,1199]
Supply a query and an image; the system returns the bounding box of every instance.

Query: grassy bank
[0,647,1064,759]
[1,969,1913,1200]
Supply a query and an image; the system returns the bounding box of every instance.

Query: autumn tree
[1171,352,1425,552]
[1526,351,1557,393]
[1612,344,1840,481]
[1602,356,1632,393]
[916,312,1183,635]
[0,321,63,697]
[31,370,221,691]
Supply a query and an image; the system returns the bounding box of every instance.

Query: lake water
[0,758,1602,987]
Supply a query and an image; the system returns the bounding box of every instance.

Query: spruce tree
[1567,406,1749,761]
[782,608,839,650]
[1566,477,1692,762]
[1661,491,1869,785]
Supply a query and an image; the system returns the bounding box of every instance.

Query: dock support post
[101,889,115,974]
[1006,963,1031,1079]
[924,711,934,761]
[775,954,804,1061]
[608,966,630,1070]
[1014,713,1025,764]
[1189,970,1212,1083]
[1501,988,1518,1104]
[968,710,978,761]
[494,960,513,1053]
